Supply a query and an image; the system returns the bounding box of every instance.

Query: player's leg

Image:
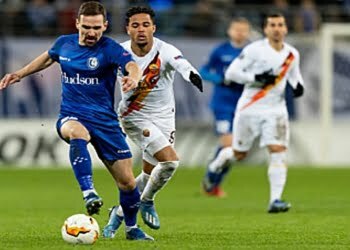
[202,113,235,196]
[266,145,290,213]
[58,118,102,215]
[106,119,153,230]
[109,164,151,232]
[262,114,291,213]
[203,113,257,196]
[111,118,177,230]
[142,146,178,201]
[104,158,153,240]
[139,145,179,229]
[91,122,152,240]
[202,133,233,197]
[136,162,152,193]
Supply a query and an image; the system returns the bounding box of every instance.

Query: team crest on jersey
[87,57,99,70]
[149,63,159,74]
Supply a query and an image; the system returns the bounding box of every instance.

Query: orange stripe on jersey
[122,52,161,117]
[240,52,295,111]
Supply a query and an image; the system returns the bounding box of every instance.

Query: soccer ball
[61,214,100,244]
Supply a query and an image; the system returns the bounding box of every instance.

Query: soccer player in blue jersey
[0,1,153,241]
[201,18,251,197]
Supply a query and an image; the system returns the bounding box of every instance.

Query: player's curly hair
[125,6,156,25]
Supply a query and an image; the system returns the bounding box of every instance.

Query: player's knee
[118,177,136,191]
[268,145,286,153]
[157,161,179,182]
[221,147,234,160]
[234,150,247,161]
[159,160,179,172]
[154,146,179,162]
[69,127,90,141]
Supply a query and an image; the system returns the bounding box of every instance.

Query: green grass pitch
[0,166,349,249]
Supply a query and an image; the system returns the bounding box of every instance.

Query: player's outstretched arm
[164,44,203,92]
[121,61,142,92]
[199,66,222,85]
[0,51,54,90]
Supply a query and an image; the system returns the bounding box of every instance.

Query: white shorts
[233,112,289,152]
[121,116,175,166]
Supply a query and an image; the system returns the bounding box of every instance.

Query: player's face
[126,13,156,47]
[227,22,250,45]
[76,15,107,47]
[264,17,287,43]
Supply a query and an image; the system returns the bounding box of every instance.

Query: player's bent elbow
[234,151,247,161]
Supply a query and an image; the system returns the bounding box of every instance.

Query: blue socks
[120,187,140,227]
[206,147,232,188]
[69,139,93,192]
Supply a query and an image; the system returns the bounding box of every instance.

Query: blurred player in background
[223,13,304,212]
[103,6,203,237]
[0,1,153,240]
[200,18,250,197]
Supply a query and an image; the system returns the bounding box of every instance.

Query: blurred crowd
[0,0,349,37]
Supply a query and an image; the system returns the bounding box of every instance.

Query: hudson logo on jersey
[87,57,99,70]
[61,72,99,85]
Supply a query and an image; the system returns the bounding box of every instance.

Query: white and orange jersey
[225,38,304,115]
[118,37,199,119]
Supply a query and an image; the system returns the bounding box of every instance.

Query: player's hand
[0,73,21,90]
[189,71,203,92]
[254,69,277,86]
[121,76,138,93]
[293,82,304,98]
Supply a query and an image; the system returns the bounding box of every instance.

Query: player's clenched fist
[121,76,138,92]
[0,73,21,90]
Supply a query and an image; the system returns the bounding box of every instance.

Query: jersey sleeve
[200,46,222,84]
[287,50,304,89]
[224,45,256,84]
[164,43,199,82]
[48,36,66,62]
[109,42,134,74]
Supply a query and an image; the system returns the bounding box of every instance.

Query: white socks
[268,152,287,203]
[141,161,179,201]
[116,162,179,217]
[135,171,150,193]
[208,147,234,173]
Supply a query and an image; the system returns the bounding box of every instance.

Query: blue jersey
[200,41,244,114]
[48,34,133,125]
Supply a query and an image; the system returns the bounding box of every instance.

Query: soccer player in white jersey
[103,6,202,237]
[212,13,304,213]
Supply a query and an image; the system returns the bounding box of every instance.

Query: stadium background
[0,1,350,250]
[0,0,349,167]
